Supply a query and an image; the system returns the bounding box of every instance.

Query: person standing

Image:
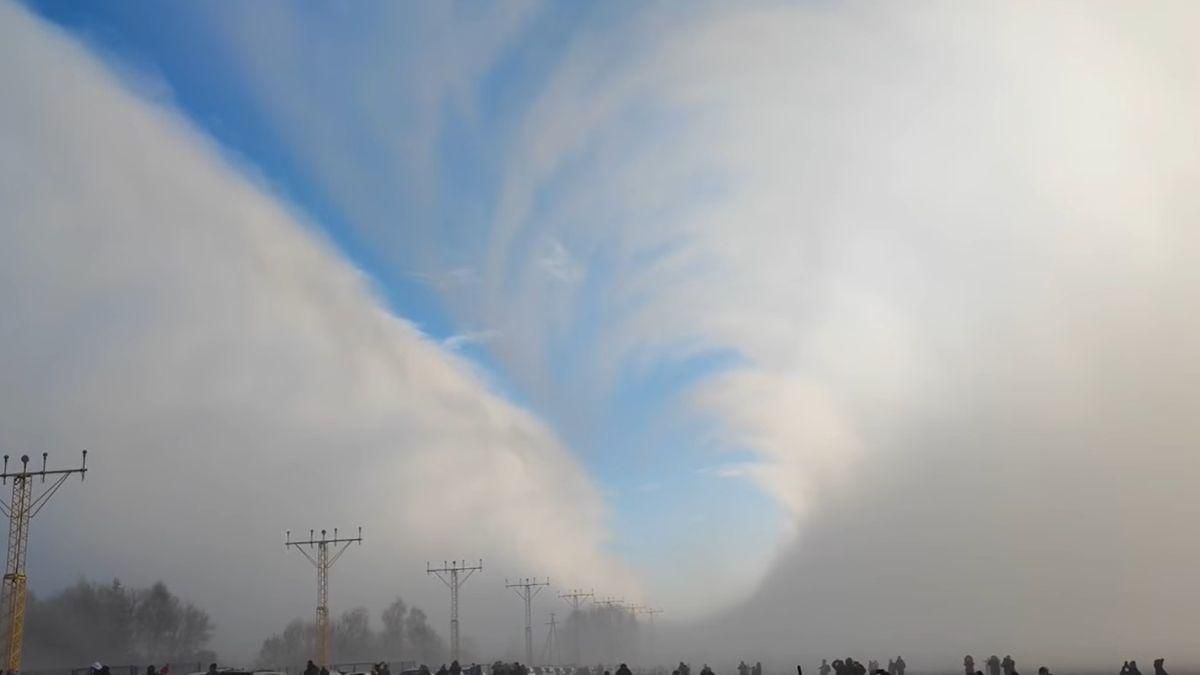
[820,660,831,675]
[964,656,975,675]
[894,657,906,675]
[987,656,1001,675]
[1002,656,1015,675]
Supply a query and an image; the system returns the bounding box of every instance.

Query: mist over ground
[3,0,1200,670]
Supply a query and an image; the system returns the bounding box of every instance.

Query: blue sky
[22,0,785,596]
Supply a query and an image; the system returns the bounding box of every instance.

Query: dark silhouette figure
[701,665,715,675]
[1037,667,1051,675]
[451,662,463,675]
[147,667,157,675]
[1128,662,1142,675]
[739,662,750,675]
[887,660,895,675]
[754,662,763,675]
[209,666,221,675]
[868,660,878,674]
[820,660,831,675]
[1153,660,1168,675]
[987,656,1001,675]
[1002,657,1015,675]
[679,664,691,675]
[321,669,330,675]
[618,664,633,675]
[894,657,906,675]
[965,656,975,675]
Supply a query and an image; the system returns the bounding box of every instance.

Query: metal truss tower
[286,527,363,666]
[0,451,88,672]
[593,597,627,661]
[628,605,663,664]
[506,577,550,666]
[542,612,559,665]
[559,588,593,664]
[428,559,483,662]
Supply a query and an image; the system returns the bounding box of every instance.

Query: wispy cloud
[409,266,477,290]
[535,238,584,283]
[0,3,636,659]
[698,463,754,480]
[52,0,1200,655]
[441,328,500,350]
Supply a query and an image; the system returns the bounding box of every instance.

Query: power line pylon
[504,576,549,662]
[0,451,88,672]
[286,527,363,666]
[506,577,550,666]
[427,559,483,662]
[541,612,559,665]
[628,606,663,665]
[559,589,592,664]
[593,597,626,661]
[594,596,625,610]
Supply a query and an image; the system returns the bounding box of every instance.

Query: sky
[4,0,1200,668]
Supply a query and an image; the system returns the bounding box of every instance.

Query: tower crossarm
[0,451,89,673]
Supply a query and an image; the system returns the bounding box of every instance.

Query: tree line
[24,578,215,668]
[257,597,448,667]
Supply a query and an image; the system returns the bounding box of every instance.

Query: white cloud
[442,329,501,350]
[476,0,1200,631]
[59,0,1200,655]
[535,239,584,283]
[0,3,635,661]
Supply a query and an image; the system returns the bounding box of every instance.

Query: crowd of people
[84,654,1176,675]
[816,656,906,675]
[1119,659,1170,675]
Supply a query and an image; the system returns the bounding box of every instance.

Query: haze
[2,0,1199,670]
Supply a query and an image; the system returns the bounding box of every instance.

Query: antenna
[284,526,363,666]
[0,450,89,672]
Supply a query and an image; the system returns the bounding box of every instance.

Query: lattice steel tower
[286,527,363,666]
[427,559,482,662]
[558,588,593,664]
[0,451,88,672]
[506,577,549,666]
[542,612,560,665]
